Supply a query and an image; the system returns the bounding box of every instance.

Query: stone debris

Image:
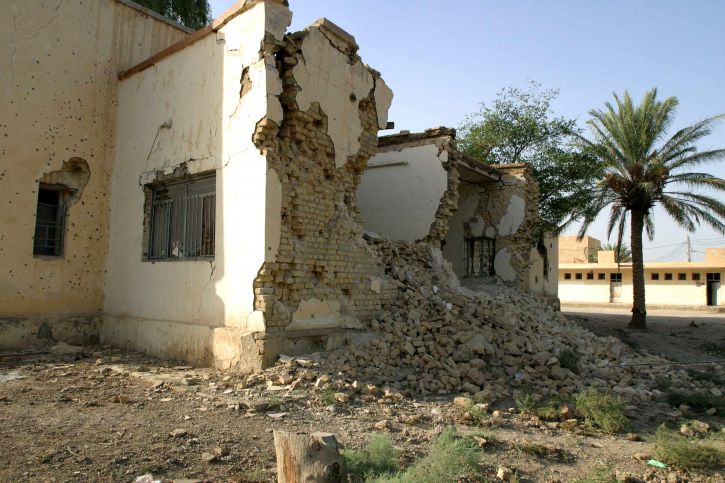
[303,240,717,402]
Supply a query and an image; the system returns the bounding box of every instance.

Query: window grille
[707,272,721,282]
[148,175,215,261]
[610,273,622,282]
[464,236,495,278]
[33,185,68,256]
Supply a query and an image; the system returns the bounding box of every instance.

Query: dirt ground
[563,307,725,364]
[0,308,723,483]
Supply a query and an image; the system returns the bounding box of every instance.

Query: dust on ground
[1,308,724,483]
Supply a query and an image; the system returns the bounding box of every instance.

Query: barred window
[464,236,495,278]
[34,185,69,257]
[148,174,215,261]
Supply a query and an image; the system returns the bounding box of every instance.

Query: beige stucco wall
[558,235,601,263]
[358,144,449,241]
[0,0,187,318]
[527,234,558,301]
[559,267,723,306]
[103,2,292,367]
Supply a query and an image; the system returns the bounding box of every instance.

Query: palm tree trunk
[629,210,647,329]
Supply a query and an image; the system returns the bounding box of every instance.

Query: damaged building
[1,0,555,372]
[358,128,557,303]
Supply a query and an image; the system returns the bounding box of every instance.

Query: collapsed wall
[251,19,396,362]
[316,240,709,402]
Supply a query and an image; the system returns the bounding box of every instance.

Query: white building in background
[558,240,724,307]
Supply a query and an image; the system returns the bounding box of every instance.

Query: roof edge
[118,0,283,81]
[113,0,194,33]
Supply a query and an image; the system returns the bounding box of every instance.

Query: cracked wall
[0,0,187,321]
[444,164,542,289]
[250,19,395,362]
[102,1,294,369]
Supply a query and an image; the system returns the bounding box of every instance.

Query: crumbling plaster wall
[0,0,187,322]
[443,164,541,289]
[251,19,395,361]
[103,1,293,369]
[359,144,451,241]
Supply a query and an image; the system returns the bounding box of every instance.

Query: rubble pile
[312,241,719,402]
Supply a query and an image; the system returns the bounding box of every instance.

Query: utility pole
[686,235,692,262]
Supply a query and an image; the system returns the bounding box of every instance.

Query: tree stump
[273,430,344,483]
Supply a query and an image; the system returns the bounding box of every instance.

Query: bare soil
[0,308,723,482]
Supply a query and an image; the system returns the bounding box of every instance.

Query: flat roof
[559,262,724,270]
[118,0,283,81]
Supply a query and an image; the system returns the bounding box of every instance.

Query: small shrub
[318,387,336,405]
[371,427,484,483]
[465,403,490,426]
[571,462,616,483]
[575,388,628,434]
[516,393,536,414]
[559,350,581,374]
[535,402,559,421]
[654,425,723,471]
[343,434,400,480]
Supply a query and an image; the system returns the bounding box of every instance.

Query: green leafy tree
[589,242,633,263]
[134,0,211,30]
[458,82,604,229]
[575,89,725,329]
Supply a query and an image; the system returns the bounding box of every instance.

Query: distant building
[558,240,724,307]
[559,235,601,263]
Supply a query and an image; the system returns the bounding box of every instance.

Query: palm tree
[575,89,725,329]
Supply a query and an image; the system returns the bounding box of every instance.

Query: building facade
[558,244,724,308]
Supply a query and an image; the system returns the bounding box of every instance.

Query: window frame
[463,236,495,278]
[33,183,72,258]
[677,273,687,281]
[651,273,660,281]
[664,273,673,281]
[144,173,216,262]
[610,272,622,282]
[564,273,572,280]
[598,273,606,280]
[692,273,701,281]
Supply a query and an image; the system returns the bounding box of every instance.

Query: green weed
[575,388,628,434]
[654,425,723,471]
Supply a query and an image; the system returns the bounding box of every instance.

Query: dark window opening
[678,273,687,281]
[586,272,594,280]
[651,273,659,280]
[575,273,583,280]
[148,174,216,261]
[692,273,701,281]
[464,236,495,278]
[664,273,673,280]
[610,273,622,282]
[598,273,606,280]
[33,185,68,257]
[564,273,572,280]
[707,272,721,282]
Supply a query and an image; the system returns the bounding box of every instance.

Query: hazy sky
[210,0,725,261]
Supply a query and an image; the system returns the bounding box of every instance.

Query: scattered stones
[497,466,514,481]
[170,429,188,438]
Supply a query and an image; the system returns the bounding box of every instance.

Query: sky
[210,0,725,261]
